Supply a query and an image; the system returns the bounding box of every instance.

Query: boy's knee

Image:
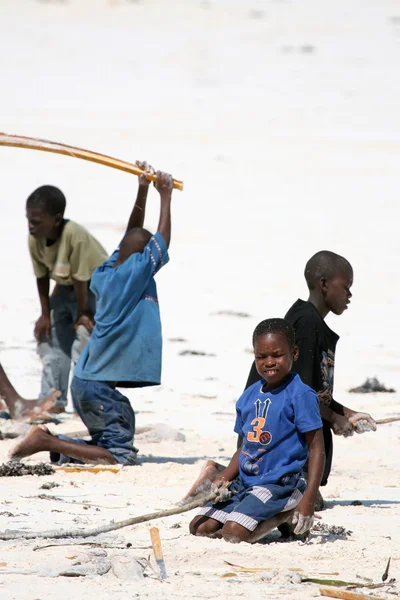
[189,516,220,537]
[222,521,250,543]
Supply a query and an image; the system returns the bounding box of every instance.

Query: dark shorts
[54,376,137,465]
[197,473,306,532]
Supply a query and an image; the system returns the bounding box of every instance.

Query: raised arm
[155,171,173,248]
[125,161,155,233]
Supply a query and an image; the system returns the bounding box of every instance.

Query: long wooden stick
[0,132,184,191]
[320,586,386,600]
[0,490,215,541]
[376,417,400,425]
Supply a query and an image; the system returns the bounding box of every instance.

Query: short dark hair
[252,318,295,348]
[304,250,352,290]
[26,185,66,216]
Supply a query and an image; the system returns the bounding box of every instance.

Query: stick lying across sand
[0,132,184,191]
[0,490,216,541]
[319,586,386,600]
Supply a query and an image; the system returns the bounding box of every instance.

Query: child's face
[323,270,353,315]
[254,333,298,389]
[26,207,62,238]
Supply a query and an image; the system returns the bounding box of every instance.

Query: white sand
[0,0,399,598]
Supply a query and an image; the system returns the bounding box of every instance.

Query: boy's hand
[34,315,51,341]
[154,171,173,197]
[293,510,314,535]
[331,413,354,437]
[292,497,314,534]
[348,411,377,434]
[75,314,95,333]
[211,478,232,504]
[136,160,155,188]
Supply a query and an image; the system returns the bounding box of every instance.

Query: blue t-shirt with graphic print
[74,232,169,387]
[234,373,322,486]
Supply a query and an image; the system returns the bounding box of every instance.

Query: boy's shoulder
[61,220,91,240]
[287,372,317,398]
[285,299,320,324]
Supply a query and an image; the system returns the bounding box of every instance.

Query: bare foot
[12,390,61,422]
[9,425,52,461]
[48,405,65,415]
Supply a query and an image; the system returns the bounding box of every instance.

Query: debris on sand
[179,350,216,357]
[312,522,352,537]
[0,462,54,477]
[349,378,395,394]
[40,481,60,490]
[210,310,251,318]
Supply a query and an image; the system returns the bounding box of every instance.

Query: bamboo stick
[376,417,400,425]
[53,465,121,474]
[0,132,184,191]
[319,586,386,600]
[0,490,216,541]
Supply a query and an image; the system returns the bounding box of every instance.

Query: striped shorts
[197,473,306,532]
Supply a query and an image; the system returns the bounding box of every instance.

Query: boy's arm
[34,275,51,341]
[155,171,173,248]
[320,398,376,436]
[125,162,155,232]
[214,447,241,484]
[293,428,325,534]
[73,279,94,332]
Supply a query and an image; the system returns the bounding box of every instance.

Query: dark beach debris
[300,44,315,53]
[210,310,251,318]
[351,500,363,506]
[40,482,60,490]
[312,522,352,537]
[0,462,54,477]
[382,557,391,582]
[179,350,216,357]
[349,378,395,394]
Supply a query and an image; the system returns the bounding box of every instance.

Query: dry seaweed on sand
[312,522,352,537]
[0,462,54,477]
[349,378,395,393]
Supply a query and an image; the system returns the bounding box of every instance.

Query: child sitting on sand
[245,251,376,509]
[10,168,174,464]
[189,318,325,543]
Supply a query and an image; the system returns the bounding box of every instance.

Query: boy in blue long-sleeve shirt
[10,167,174,465]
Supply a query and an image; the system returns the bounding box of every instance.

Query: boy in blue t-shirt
[10,167,174,465]
[190,318,324,543]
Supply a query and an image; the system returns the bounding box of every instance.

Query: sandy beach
[0,1,399,598]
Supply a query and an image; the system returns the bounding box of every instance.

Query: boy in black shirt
[245,251,376,507]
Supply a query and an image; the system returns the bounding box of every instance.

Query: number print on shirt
[247,398,272,446]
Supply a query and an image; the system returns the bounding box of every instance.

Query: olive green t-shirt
[28,220,108,285]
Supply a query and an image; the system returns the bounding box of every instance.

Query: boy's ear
[320,277,328,293]
[54,213,63,226]
[292,345,299,362]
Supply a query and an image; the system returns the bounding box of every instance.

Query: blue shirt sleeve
[111,232,169,308]
[293,389,323,433]
[234,395,245,437]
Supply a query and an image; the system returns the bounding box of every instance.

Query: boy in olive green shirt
[26,185,108,412]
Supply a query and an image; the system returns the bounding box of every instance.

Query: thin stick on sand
[319,586,386,600]
[0,132,184,191]
[375,417,400,425]
[0,490,217,541]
